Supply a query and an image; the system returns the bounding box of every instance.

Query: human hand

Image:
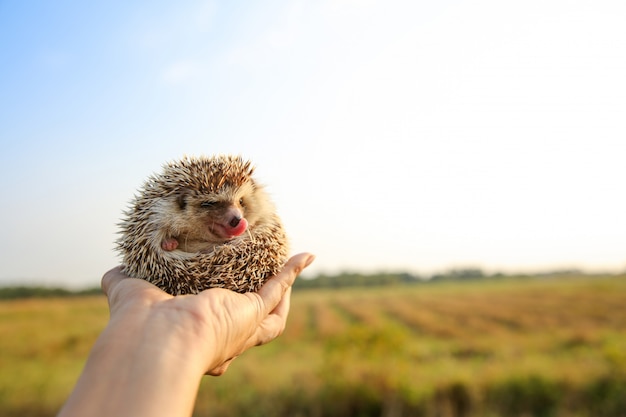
[59,253,314,417]
[101,252,315,376]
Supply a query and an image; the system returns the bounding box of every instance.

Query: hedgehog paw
[161,237,179,251]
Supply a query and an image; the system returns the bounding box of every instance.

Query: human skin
[57,252,315,417]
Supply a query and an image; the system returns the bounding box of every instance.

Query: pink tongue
[227,218,248,237]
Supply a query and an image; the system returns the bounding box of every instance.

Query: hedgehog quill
[116,155,289,295]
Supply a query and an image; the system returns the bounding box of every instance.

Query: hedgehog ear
[176,191,188,210]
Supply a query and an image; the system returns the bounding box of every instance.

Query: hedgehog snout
[222,206,245,227]
[220,207,248,238]
[229,215,242,227]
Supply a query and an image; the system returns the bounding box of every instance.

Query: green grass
[0,296,109,416]
[1,275,625,416]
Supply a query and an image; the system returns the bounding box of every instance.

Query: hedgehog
[116,155,289,295]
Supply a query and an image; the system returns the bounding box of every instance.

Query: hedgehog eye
[200,201,217,208]
[239,198,245,207]
[176,194,187,210]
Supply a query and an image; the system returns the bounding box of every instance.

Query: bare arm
[58,253,315,417]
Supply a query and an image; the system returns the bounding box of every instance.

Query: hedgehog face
[117,155,289,294]
[155,179,273,253]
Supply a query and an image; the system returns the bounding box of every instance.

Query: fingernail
[304,254,316,268]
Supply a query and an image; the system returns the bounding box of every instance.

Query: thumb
[256,253,315,315]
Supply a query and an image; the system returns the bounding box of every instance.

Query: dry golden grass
[0,296,108,416]
[1,275,625,416]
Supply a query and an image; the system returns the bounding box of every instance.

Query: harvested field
[1,275,625,416]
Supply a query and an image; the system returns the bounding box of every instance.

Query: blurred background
[1,0,625,288]
[2,2,626,416]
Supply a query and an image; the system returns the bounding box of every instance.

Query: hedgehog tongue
[225,218,248,237]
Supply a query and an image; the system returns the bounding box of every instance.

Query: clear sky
[1,0,625,287]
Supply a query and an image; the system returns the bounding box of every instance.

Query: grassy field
[1,275,625,417]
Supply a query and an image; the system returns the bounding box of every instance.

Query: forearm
[59,253,313,417]
[58,316,208,417]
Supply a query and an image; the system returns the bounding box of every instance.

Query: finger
[270,287,292,319]
[207,357,236,376]
[101,266,127,297]
[250,287,293,347]
[256,253,314,315]
[253,314,289,346]
[102,266,169,309]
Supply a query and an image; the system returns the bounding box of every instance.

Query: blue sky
[1,0,625,287]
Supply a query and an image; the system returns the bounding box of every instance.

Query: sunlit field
[1,275,625,417]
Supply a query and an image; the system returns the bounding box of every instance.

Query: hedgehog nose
[229,216,242,228]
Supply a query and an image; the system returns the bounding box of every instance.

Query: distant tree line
[294,267,609,289]
[0,268,621,299]
[0,286,102,300]
[293,268,509,289]
[293,272,422,289]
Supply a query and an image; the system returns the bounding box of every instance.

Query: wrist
[60,314,209,417]
[101,312,212,380]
